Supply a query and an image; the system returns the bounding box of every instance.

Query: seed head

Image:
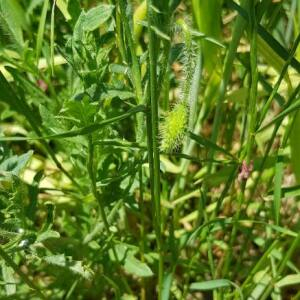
[160,102,188,152]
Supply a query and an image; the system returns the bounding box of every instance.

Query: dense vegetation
[0,0,300,299]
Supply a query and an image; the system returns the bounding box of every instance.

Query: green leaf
[123,256,153,278]
[66,0,81,23]
[42,255,93,280]
[0,247,46,299]
[273,149,284,225]
[83,4,114,32]
[0,151,33,175]
[162,272,173,300]
[258,98,300,132]
[150,25,170,41]
[188,131,236,159]
[2,264,16,296]
[273,184,300,198]
[39,104,64,134]
[36,230,60,243]
[108,243,153,277]
[191,0,222,72]
[0,105,145,141]
[190,29,224,48]
[275,274,300,288]
[56,0,71,21]
[135,20,170,41]
[101,90,135,101]
[190,279,231,291]
[0,0,27,49]
[228,0,300,73]
[36,0,49,62]
[190,279,243,299]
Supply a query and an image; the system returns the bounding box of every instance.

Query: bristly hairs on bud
[160,19,197,152]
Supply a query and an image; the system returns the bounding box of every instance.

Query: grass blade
[273,149,284,225]
[36,0,49,63]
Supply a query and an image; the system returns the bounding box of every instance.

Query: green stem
[247,83,300,206]
[207,0,248,173]
[223,0,258,278]
[138,164,146,300]
[258,33,300,127]
[198,6,248,274]
[146,1,163,298]
[87,135,131,294]
[118,0,144,142]
[118,0,143,104]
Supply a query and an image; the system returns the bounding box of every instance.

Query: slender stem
[197,5,248,276]
[118,0,143,104]
[258,33,300,127]
[118,0,145,143]
[87,136,110,230]
[247,83,300,205]
[223,0,258,278]
[87,135,131,294]
[206,0,248,173]
[138,163,146,300]
[146,1,163,297]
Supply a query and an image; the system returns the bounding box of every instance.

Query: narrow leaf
[188,131,236,159]
[36,0,49,62]
[0,106,145,141]
[276,274,300,288]
[273,150,284,225]
[190,279,231,291]
[258,98,300,132]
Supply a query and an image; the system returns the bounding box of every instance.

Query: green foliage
[0,0,299,299]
